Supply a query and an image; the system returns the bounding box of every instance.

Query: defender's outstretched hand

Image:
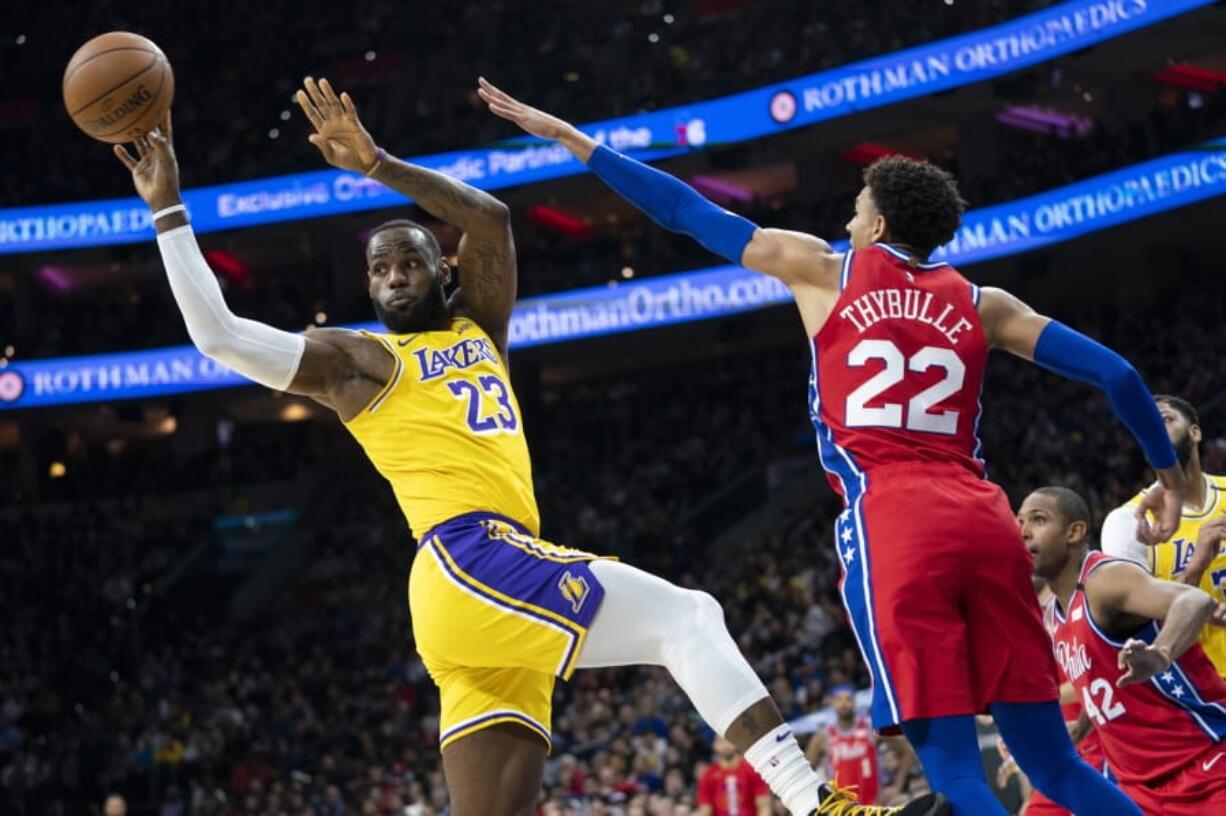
[113,110,181,212]
[477,77,596,161]
[296,77,379,174]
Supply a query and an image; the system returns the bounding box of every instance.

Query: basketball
[62,32,174,144]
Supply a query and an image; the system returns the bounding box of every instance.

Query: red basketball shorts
[836,463,1059,730]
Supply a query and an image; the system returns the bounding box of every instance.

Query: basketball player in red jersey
[1027,517,1111,816]
[480,78,1186,816]
[1021,485,1226,814]
[811,686,882,805]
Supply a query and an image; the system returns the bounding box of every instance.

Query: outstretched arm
[114,112,390,419]
[477,78,841,293]
[1086,561,1215,686]
[978,287,1184,543]
[297,78,515,352]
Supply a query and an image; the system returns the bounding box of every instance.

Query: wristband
[365,147,387,177]
[151,204,187,222]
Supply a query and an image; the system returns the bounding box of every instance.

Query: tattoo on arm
[371,156,508,233]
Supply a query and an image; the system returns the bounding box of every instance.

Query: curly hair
[863,156,966,257]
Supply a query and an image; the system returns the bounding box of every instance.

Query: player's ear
[436,256,452,287]
[1191,423,1202,446]
[1067,520,1087,546]
[871,214,888,243]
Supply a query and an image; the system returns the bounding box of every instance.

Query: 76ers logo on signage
[769,90,797,124]
[0,370,24,404]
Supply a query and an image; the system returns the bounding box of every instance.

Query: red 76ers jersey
[1050,552,1226,786]
[811,244,987,500]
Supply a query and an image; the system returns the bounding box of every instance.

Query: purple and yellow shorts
[409,512,607,751]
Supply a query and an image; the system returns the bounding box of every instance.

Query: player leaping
[478,77,1186,816]
[112,82,945,816]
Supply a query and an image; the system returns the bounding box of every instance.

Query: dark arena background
[4,1,1226,814]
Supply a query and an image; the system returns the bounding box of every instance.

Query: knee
[663,589,727,650]
[688,589,727,630]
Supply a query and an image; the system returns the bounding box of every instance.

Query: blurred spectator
[695,736,769,816]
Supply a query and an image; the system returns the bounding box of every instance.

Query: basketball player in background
[805,686,891,806]
[1102,395,1226,676]
[479,77,1185,816]
[1013,491,1110,816]
[1022,485,1226,813]
[111,80,944,815]
[697,736,772,816]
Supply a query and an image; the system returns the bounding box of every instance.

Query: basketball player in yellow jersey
[1102,395,1226,675]
[112,82,945,816]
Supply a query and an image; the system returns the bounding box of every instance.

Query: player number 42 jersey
[1048,552,1226,786]
[809,244,988,499]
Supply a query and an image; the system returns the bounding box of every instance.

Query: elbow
[483,198,511,225]
[1191,588,1217,623]
[192,335,230,362]
[1101,354,1137,392]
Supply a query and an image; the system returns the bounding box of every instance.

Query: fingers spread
[113,144,138,171]
[303,77,330,115]
[161,108,173,140]
[296,91,324,129]
[319,78,342,110]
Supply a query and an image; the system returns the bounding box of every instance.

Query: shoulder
[743,228,843,289]
[305,326,393,361]
[1083,556,1150,596]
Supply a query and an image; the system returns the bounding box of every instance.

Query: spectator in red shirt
[697,736,771,816]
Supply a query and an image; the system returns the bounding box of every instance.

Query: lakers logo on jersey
[558,571,591,613]
[342,319,540,539]
[1168,538,1197,576]
[413,336,500,381]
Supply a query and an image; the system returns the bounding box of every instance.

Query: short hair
[863,156,967,257]
[1154,394,1200,427]
[1031,486,1092,542]
[366,218,441,260]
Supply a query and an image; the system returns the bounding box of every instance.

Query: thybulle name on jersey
[837,288,974,346]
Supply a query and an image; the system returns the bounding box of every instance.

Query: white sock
[743,723,823,815]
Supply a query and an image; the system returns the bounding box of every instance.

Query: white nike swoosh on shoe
[1203,752,1225,772]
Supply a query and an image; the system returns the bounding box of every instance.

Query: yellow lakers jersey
[1127,473,1226,675]
[343,317,540,539]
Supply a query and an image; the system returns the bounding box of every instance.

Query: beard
[1174,429,1196,470]
[372,283,447,334]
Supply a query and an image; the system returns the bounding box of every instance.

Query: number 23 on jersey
[448,374,518,434]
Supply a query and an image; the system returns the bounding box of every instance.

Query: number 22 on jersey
[448,374,518,434]
[844,339,966,434]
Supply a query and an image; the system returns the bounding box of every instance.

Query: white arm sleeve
[157,225,306,391]
[1101,505,1150,569]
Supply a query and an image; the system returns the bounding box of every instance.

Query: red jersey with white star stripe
[811,245,1057,731]
[1049,552,1226,786]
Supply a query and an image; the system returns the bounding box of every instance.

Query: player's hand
[112,110,181,212]
[1186,515,1226,587]
[1210,602,1226,627]
[1116,638,1172,687]
[296,77,379,174]
[1135,483,1181,545]
[477,77,577,143]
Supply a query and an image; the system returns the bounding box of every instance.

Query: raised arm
[978,286,1185,543]
[1085,560,1215,686]
[297,78,515,351]
[476,78,841,295]
[114,112,391,420]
